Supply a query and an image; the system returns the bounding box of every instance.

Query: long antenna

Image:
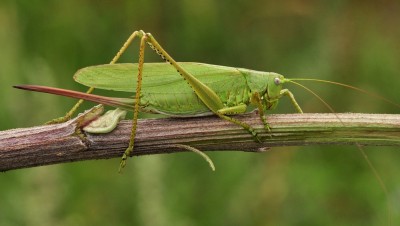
[290,78,400,109]
[288,80,392,226]
[289,81,337,115]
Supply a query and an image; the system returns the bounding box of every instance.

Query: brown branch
[1,106,399,171]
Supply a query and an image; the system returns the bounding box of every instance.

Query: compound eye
[274,77,281,85]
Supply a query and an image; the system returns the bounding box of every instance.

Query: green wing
[74,62,241,92]
[74,62,250,116]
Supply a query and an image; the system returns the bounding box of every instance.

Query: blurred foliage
[1,0,400,225]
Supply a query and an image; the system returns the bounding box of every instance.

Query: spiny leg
[119,32,147,172]
[109,31,140,65]
[46,31,141,124]
[139,31,262,142]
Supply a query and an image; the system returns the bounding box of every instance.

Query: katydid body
[18,63,301,117]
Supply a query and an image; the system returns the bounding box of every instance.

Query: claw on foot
[264,125,273,139]
[249,129,262,143]
[118,147,132,173]
[118,154,128,173]
[45,115,71,125]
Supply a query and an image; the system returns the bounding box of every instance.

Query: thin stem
[0,109,399,171]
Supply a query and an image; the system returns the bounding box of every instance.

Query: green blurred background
[1,0,400,225]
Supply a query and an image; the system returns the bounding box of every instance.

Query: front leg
[280,89,303,113]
